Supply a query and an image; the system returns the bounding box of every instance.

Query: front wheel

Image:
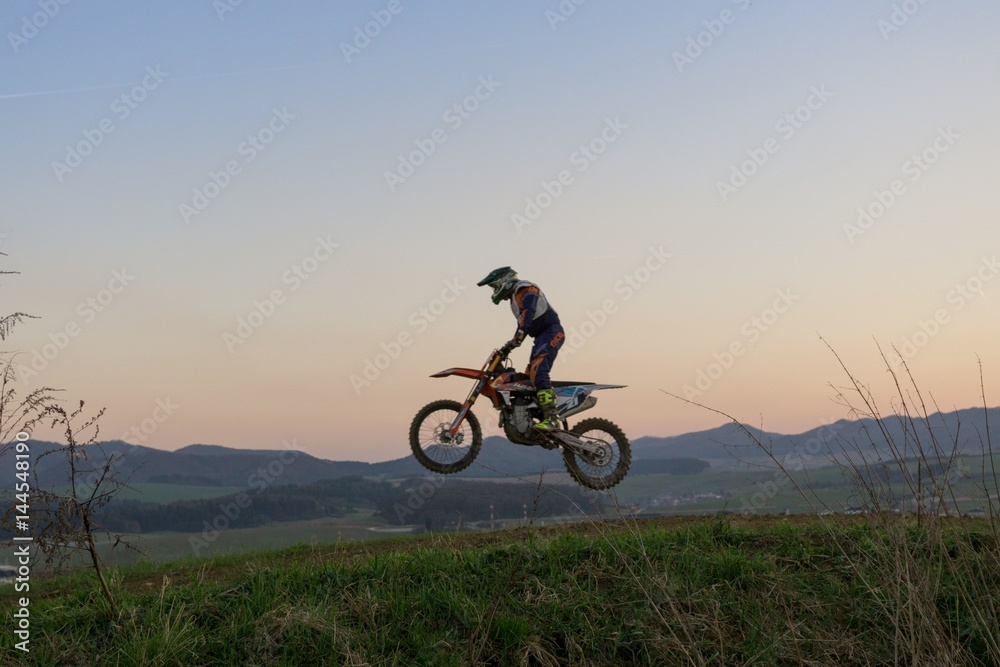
[409,400,482,474]
[562,418,631,490]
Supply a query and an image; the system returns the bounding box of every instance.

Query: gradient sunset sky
[5,1,999,462]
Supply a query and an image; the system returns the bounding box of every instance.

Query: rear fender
[554,384,625,416]
[584,384,627,392]
[555,384,626,399]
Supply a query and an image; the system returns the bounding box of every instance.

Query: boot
[533,388,562,432]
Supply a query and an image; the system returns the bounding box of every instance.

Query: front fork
[446,385,480,438]
[447,354,501,436]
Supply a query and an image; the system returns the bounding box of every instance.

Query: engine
[510,404,534,435]
[504,394,539,440]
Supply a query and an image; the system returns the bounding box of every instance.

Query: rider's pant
[527,324,565,390]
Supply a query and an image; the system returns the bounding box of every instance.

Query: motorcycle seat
[502,372,594,388]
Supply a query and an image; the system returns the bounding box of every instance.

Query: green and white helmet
[477,266,518,305]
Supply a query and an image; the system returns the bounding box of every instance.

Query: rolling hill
[4,405,997,491]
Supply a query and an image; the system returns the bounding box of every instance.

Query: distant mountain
[0,436,566,490]
[0,440,372,490]
[4,406,996,491]
[630,424,781,463]
[631,406,1000,467]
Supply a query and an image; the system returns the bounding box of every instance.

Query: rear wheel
[562,418,631,490]
[409,400,482,474]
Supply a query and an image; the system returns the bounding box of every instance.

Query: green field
[4,515,998,665]
[614,454,1000,516]
[0,510,400,573]
[91,509,395,566]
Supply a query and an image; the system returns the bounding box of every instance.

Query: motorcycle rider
[477,267,565,432]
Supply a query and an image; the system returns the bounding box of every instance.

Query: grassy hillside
[3,515,998,666]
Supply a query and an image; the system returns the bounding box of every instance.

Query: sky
[3,1,999,462]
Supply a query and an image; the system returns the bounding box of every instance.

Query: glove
[500,331,525,356]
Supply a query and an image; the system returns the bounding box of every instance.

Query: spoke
[418,409,474,465]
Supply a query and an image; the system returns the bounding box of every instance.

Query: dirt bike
[408,348,631,490]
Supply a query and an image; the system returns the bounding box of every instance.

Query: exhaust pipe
[558,396,596,419]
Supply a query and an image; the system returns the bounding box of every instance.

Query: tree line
[1,476,601,537]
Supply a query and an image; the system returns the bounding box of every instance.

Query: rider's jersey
[509,280,560,337]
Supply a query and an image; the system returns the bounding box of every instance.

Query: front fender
[430,367,485,380]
